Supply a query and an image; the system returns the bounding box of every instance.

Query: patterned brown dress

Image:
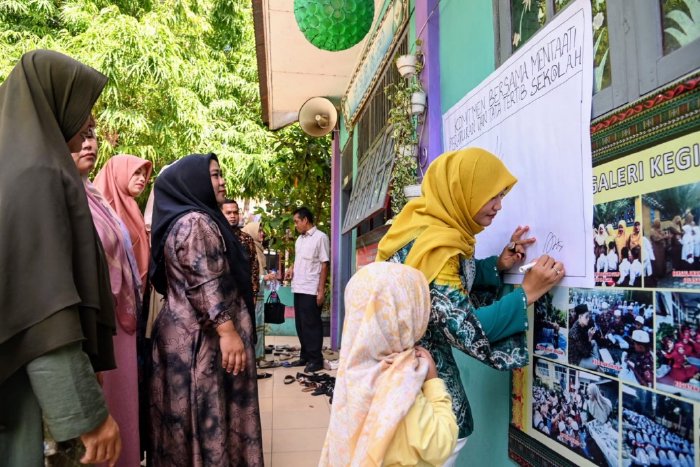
[149,212,263,466]
[234,228,260,296]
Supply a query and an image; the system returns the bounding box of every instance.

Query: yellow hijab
[320,262,431,466]
[376,148,517,283]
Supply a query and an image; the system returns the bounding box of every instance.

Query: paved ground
[259,335,335,466]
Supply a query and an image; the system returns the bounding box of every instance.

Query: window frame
[633,0,700,97]
[341,128,395,234]
[494,0,700,118]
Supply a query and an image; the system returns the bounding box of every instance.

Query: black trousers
[294,293,323,365]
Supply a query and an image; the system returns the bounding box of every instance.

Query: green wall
[339,114,349,150]
[439,1,516,466]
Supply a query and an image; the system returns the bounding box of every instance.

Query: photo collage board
[512,130,700,466]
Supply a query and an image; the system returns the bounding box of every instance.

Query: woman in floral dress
[376,148,565,464]
[148,153,262,466]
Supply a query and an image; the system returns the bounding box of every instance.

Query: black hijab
[0,50,115,382]
[149,154,255,328]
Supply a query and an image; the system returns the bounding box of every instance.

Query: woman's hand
[521,255,565,305]
[497,226,536,271]
[415,346,438,380]
[80,414,121,467]
[216,320,246,375]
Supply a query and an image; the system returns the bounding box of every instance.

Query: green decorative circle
[294,0,374,52]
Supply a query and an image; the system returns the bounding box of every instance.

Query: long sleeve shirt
[384,378,458,466]
[388,242,528,438]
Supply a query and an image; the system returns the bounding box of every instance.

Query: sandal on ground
[283,375,296,385]
[258,360,280,369]
[256,372,272,379]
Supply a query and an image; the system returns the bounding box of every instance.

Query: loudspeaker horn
[298,97,338,137]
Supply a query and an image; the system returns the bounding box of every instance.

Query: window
[341,135,353,192]
[635,0,700,96]
[555,366,567,383]
[342,32,409,234]
[342,129,395,233]
[496,0,700,117]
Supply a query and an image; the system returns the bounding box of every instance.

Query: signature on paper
[543,232,563,255]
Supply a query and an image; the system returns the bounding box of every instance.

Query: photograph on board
[593,197,643,288]
[568,289,653,380]
[643,181,700,289]
[621,385,695,467]
[656,291,700,401]
[532,358,619,467]
[533,287,569,362]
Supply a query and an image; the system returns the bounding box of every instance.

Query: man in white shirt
[285,207,330,373]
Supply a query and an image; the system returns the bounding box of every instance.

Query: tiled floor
[258,335,334,467]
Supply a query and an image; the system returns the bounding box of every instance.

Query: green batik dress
[387,241,529,438]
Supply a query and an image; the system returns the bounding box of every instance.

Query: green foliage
[535,291,566,327]
[645,183,700,220]
[656,322,677,343]
[1,0,332,253]
[0,0,272,179]
[591,1,611,92]
[246,125,332,254]
[385,43,423,215]
[664,0,700,51]
[511,0,546,50]
[593,198,635,227]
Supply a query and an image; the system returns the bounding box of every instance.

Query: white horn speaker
[298,97,338,137]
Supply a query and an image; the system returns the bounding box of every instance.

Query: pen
[519,260,537,273]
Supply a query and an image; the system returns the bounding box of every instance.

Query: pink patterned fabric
[84,180,138,333]
[84,180,141,467]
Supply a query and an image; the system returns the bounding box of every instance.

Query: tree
[1,0,332,251]
[229,124,332,254]
[0,0,272,176]
[593,198,635,227]
[645,184,700,220]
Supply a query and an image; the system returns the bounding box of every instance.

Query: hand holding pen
[496,225,536,271]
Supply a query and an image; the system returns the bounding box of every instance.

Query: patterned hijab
[94,154,153,286]
[0,50,115,380]
[376,148,517,283]
[83,180,140,334]
[320,262,431,466]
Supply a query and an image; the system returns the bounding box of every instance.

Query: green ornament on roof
[294,0,374,52]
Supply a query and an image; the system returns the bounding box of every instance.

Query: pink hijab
[94,154,153,287]
[84,180,139,334]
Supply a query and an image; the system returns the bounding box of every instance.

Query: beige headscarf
[319,262,431,466]
[242,221,266,273]
[586,384,612,423]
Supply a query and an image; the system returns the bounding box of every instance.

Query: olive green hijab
[0,50,115,382]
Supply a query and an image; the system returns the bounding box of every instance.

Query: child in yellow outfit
[319,262,458,466]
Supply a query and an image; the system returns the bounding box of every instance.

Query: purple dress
[149,212,262,466]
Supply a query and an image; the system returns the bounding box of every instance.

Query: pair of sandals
[284,372,335,402]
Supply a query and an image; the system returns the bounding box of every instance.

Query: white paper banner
[442,0,594,288]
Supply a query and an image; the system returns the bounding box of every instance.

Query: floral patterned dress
[149,212,263,466]
[388,241,529,438]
